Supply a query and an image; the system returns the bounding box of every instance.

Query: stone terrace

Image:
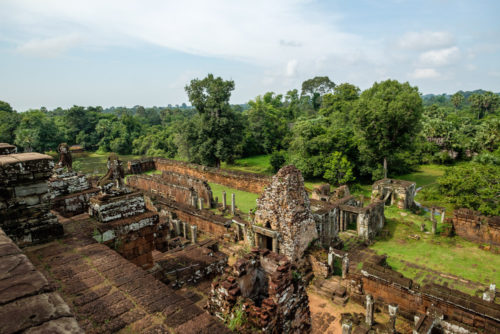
[23,214,230,334]
[0,228,83,334]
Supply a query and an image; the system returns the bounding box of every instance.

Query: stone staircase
[312,276,349,306]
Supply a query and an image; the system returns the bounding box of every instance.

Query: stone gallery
[0,147,498,334]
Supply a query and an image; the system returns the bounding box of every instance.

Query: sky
[0,0,499,111]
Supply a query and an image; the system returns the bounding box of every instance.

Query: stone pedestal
[89,188,159,268]
[222,191,226,210]
[49,169,99,217]
[0,152,63,247]
[89,190,146,223]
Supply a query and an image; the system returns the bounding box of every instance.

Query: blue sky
[0,0,499,111]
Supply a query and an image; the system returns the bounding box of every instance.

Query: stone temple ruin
[371,178,416,209]
[0,147,499,334]
[252,165,318,261]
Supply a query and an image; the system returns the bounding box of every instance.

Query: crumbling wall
[311,196,359,247]
[207,249,311,333]
[0,152,63,246]
[127,157,155,174]
[154,157,271,194]
[148,196,231,238]
[253,165,318,261]
[357,263,500,332]
[449,209,500,247]
[0,228,83,333]
[127,174,196,207]
[161,171,214,207]
[95,211,160,268]
[356,200,385,240]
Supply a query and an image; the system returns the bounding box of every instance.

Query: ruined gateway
[0,147,499,334]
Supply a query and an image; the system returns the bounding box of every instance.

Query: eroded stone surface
[23,216,230,334]
[253,165,318,261]
[0,228,82,334]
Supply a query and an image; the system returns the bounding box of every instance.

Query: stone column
[191,194,198,208]
[366,294,374,326]
[431,208,437,234]
[341,320,352,334]
[327,248,334,273]
[388,304,398,334]
[198,197,203,210]
[231,193,235,215]
[222,191,227,210]
[441,209,446,224]
[342,254,349,279]
[183,222,188,239]
[272,237,278,253]
[254,233,259,248]
[174,220,181,236]
[190,225,197,244]
[340,210,344,232]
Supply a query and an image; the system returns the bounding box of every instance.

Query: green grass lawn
[397,164,446,188]
[209,182,259,214]
[222,154,273,175]
[370,206,500,293]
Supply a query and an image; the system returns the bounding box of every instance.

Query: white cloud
[419,46,460,66]
[398,31,455,51]
[16,34,82,57]
[1,0,369,65]
[411,68,440,79]
[286,59,298,77]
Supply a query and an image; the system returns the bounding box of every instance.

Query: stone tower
[253,165,318,261]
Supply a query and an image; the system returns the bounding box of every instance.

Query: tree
[323,152,355,185]
[270,150,286,173]
[301,76,336,111]
[243,93,288,155]
[0,101,19,144]
[451,92,464,109]
[353,80,423,178]
[185,74,235,117]
[14,128,39,152]
[181,74,243,167]
[468,91,500,119]
[438,163,499,215]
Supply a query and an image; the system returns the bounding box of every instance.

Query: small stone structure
[253,165,318,261]
[207,249,311,333]
[49,145,99,217]
[0,142,17,155]
[0,148,63,246]
[90,155,160,268]
[0,228,83,333]
[372,178,416,209]
[311,195,385,244]
[448,208,500,247]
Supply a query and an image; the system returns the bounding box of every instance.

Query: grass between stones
[370,206,500,295]
[208,182,259,214]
